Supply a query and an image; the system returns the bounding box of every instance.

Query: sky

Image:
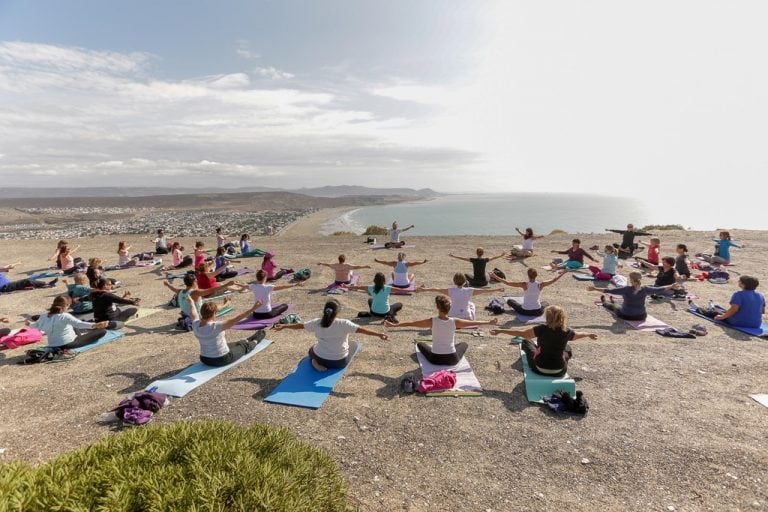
[1,0,767,198]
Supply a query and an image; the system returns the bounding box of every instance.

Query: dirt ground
[0,227,766,511]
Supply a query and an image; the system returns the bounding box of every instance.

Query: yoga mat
[687,307,768,337]
[230,304,295,330]
[749,394,768,408]
[28,271,63,279]
[72,330,125,353]
[106,261,161,271]
[236,268,254,276]
[572,273,596,281]
[146,340,273,397]
[416,348,482,397]
[166,272,192,281]
[369,244,415,250]
[77,308,162,325]
[542,264,588,271]
[503,297,546,324]
[519,346,575,403]
[264,342,361,409]
[325,274,360,294]
[387,280,416,295]
[216,305,234,317]
[600,305,669,331]
[202,290,233,303]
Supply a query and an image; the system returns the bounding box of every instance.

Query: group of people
[1,221,764,384]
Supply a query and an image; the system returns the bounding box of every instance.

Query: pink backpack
[0,328,43,350]
[417,370,457,393]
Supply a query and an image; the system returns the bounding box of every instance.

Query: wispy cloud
[255,66,295,80]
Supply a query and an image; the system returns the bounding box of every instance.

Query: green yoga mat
[519,346,575,403]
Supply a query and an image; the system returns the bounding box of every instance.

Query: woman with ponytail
[587,271,678,321]
[30,296,109,351]
[345,272,403,322]
[274,299,389,371]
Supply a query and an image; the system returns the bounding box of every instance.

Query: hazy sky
[1,1,766,197]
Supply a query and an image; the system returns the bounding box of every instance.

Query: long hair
[545,305,566,331]
[629,271,642,292]
[118,241,126,254]
[523,228,533,239]
[48,296,69,316]
[373,272,386,293]
[435,295,451,315]
[321,300,340,328]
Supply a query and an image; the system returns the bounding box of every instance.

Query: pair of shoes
[49,349,77,363]
[385,316,399,324]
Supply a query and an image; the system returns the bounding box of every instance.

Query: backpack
[490,268,506,280]
[485,298,505,315]
[708,271,730,284]
[543,390,589,415]
[0,328,43,350]
[292,267,311,281]
[279,313,302,325]
[400,375,420,394]
[417,370,456,393]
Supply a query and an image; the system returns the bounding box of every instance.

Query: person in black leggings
[29,296,109,350]
[247,270,303,319]
[0,263,58,293]
[345,272,403,322]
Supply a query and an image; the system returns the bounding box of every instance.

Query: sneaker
[48,349,77,363]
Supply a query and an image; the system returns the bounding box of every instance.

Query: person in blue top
[696,276,766,329]
[0,263,58,293]
[697,231,741,266]
[238,234,265,258]
[588,245,619,280]
[374,253,428,288]
[345,272,403,323]
[587,271,678,321]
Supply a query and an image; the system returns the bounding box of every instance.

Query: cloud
[255,66,295,80]
[0,41,477,188]
[235,39,260,60]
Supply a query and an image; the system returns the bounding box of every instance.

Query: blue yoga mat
[264,342,362,409]
[687,307,768,338]
[145,340,273,397]
[73,330,125,353]
[29,271,62,279]
[519,346,575,403]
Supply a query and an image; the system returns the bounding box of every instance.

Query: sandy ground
[280,207,357,237]
[1,228,767,511]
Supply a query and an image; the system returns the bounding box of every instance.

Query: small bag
[279,313,302,325]
[175,314,194,332]
[0,328,43,350]
[417,370,456,393]
[292,268,312,281]
[485,298,505,315]
[490,268,506,280]
[400,375,420,394]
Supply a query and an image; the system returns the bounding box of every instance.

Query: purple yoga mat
[325,273,360,292]
[236,268,254,276]
[387,280,416,295]
[230,304,295,330]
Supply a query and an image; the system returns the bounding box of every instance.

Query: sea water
[320,193,759,235]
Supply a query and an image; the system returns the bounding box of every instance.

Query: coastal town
[0,207,315,240]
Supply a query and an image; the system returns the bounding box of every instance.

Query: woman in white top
[274,299,389,371]
[415,273,504,320]
[248,269,303,319]
[385,295,498,366]
[509,227,544,259]
[187,295,264,367]
[374,253,427,288]
[495,268,566,317]
[30,296,109,350]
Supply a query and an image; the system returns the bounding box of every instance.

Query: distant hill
[1,186,439,199]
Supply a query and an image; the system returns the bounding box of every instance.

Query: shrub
[0,420,350,512]
[640,224,685,231]
[549,229,567,235]
[362,225,389,236]
[332,231,356,236]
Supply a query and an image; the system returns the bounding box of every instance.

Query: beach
[280,207,359,237]
[0,230,766,511]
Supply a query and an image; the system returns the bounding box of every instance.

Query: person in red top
[195,262,247,292]
[635,237,661,270]
[550,239,597,270]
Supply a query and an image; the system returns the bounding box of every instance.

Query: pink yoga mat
[387,280,416,295]
[325,273,360,293]
[230,304,295,330]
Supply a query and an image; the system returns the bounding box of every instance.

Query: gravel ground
[1,230,766,512]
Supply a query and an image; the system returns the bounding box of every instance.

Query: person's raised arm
[186,294,200,322]
[383,317,432,329]
[540,270,567,289]
[222,299,264,330]
[402,224,415,233]
[355,326,389,340]
[572,331,598,341]
[71,245,81,255]
[163,280,182,294]
[374,258,396,268]
[455,317,499,329]
[488,252,507,262]
[272,322,305,331]
[489,327,536,338]
[448,254,471,262]
[515,227,524,236]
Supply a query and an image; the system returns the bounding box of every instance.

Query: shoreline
[279,207,360,237]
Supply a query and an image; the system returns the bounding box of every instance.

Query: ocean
[320,193,757,235]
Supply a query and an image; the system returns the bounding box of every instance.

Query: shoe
[385,316,399,324]
[247,330,267,343]
[48,278,59,287]
[48,349,77,363]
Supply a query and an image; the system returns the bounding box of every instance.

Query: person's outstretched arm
[472,286,506,295]
[489,327,535,338]
[408,259,429,267]
[273,281,305,292]
[383,318,432,329]
[488,252,507,262]
[316,262,332,268]
[515,227,524,236]
[222,299,264,330]
[273,322,305,331]
[401,224,415,233]
[551,249,569,255]
[374,258,396,268]
[540,270,567,289]
[0,316,9,323]
[448,254,471,262]
[606,229,625,234]
[572,331,598,340]
[454,317,498,329]
[355,326,389,340]
[413,286,450,294]
[494,278,526,289]
[163,281,182,294]
[342,284,370,292]
[583,250,597,262]
[348,264,372,270]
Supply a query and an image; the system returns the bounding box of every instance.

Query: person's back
[532,324,574,373]
[430,316,456,355]
[304,317,357,361]
[522,281,541,310]
[611,286,649,317]
[728,289,765,328]
[33,312,90,347]
[249,283,274,313]
[447,287,474,319]
[470,257,489,284]
[67,283,92,313]
[196,272,216,290]
[179,289,201,317]
[192,320,228,359]
[332,263,352,283]
[368,284,391,315]
[393,260,410,286]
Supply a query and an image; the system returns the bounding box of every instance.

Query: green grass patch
[332,231,356,236]
[0,420,350,512]
[548,229,567,235]
[362,225,388,236]
[640,224,685,231]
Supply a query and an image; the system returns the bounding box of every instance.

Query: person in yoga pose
[87,258,119,288]
[692,276,765,329]
[634,238,661,269]
[490,306,598,377]
[317,254,371,285]
[384,295,498,365]
[261,252,293,282]
[274,299,389,371]
[414,273,504,320]
[509,227,544,259]
[449,248,506,288]
[153,229,171,255]
[248,269,302,319]
[386,221,415,248]
[215,227,226,248]
[606,224,652,259]
[588,271,678,321]
[160,242,193,271]
[651,257,678,287]
[58,243,83,275]
[193,240,211,269]
[0,263,58,293]
[494,268,567,317]
[697,231,741,266]
[187,295,266,367]
[64,273,93,315]
[194,261,248,292]
[47,240,67,269]
[117,242,135,267]
[164,273,234,320]
[345,272,403,323]
[675,244,691,280]
[239,234,264,257]
[374,252,427,288]
[213,247,240,280]
[550,239,597,270]
[88,278,140,329]
[29,296,109,352]
[588,245,619,280]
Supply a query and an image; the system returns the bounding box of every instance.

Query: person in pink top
[261,252,291,282]
[160,242,193,271]
[193,241,208,268]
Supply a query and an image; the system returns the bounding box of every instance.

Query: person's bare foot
[223,297,231,306]
[310,358,328,372]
